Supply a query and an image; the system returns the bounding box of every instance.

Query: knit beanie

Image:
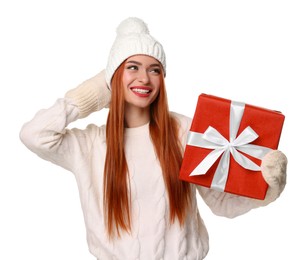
[105,17,166,88]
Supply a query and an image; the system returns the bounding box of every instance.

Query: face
[122,55,162,110]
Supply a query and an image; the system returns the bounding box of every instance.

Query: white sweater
[20,98,276,260]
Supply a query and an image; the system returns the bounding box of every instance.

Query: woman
[20,17,287,259]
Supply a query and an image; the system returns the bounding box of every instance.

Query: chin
[126,97,156,109]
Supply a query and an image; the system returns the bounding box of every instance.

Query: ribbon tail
[211,150,231,192]
[189,148,225,176]
[236,144,272,160]
[231,147,261,171]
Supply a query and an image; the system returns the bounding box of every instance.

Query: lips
[130,86,152,97]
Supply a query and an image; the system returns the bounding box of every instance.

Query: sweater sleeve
[196,175,285,218]
[196,186,260,218]
[19,98,99,173]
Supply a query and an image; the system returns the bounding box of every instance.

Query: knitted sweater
[20,98,267,260]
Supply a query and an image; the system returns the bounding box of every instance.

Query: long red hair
[104,61,191,238]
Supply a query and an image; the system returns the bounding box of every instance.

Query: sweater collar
[124,122,150,137]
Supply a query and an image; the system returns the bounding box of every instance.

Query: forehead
[126,55,160,65]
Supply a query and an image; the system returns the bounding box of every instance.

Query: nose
[137,69,150,84]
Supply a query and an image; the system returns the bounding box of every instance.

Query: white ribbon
[187,101,271,192]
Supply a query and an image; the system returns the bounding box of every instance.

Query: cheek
[152,77,161,91]
[122,72,134,87]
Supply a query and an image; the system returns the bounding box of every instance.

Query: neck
[124,104,150,128]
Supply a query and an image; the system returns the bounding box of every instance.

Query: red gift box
[179,94,285,200]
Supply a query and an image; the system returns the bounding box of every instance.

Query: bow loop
[202,126,230,146]
[233,126,258,146]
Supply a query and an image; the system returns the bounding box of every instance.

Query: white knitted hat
[105,17,166,88]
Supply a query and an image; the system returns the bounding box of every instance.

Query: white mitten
[260,150,287,206]
[65,70,111,118]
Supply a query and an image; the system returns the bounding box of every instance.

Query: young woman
[20,17,287,259]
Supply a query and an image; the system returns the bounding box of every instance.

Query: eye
[126,65,138,71]
[149,67,161,75]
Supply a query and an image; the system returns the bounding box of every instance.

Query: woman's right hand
[65,70,111,118]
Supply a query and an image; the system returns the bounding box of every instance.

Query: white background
[1,0,306,259]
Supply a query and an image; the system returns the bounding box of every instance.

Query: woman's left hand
[261,150,288,204]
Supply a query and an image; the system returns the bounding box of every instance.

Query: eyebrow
[126,60,161,67]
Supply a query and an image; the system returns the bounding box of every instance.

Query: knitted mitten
[259,150,287,206]
[65,70,111,118]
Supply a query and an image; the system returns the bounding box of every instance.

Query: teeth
[132,88,150,94]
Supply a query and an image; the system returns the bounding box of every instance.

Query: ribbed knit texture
[65,70,110,118]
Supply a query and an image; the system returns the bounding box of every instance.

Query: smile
[130,86,152,97]
[132,88,151,94]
